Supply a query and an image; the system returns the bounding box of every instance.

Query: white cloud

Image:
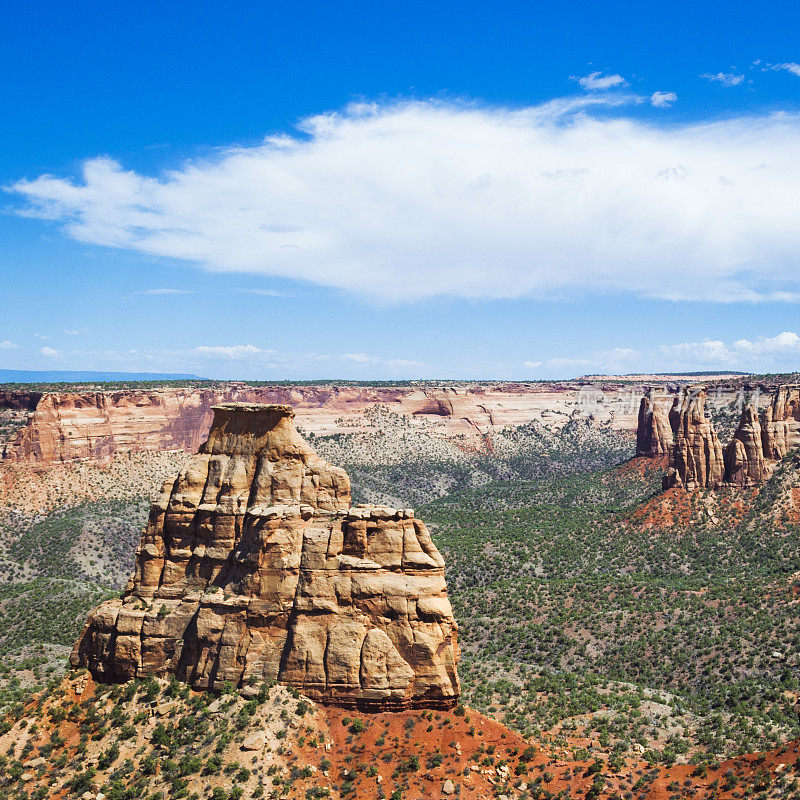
[33,333,50,340]
[657,331,800,370]
[575,72,627,91]
[0,340,18,350]
[192,344,265,359]
[39,346,60,357]
[701,72,745,87]
[650,91,677,107]
[772,62,800,77]
[733,330,800,353]
[10,99,800,304]
[339,352,423,368]
[524,332,800,377]
[63,328,89,335]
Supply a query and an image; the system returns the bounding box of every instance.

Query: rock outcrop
[635,390,674,458]
[663,390,725,490]
[724,404,771,486]
[762,385,800,461]
[71,403,460,709]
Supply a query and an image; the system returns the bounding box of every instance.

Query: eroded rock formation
[663,390,725,490]
[724,405,771,486]
[71,403,460,709]
[648,383,800,492]
[635,390,674,458]
[762,385,800,461]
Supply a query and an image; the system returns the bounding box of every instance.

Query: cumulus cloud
[9,99,800,303]
[0,340,18,349]
[701,72,745,86]
[39,346,60,357]
[525,332,800,377]
[650,91,677,107]
[575,71,627,91]
[659,331,800,368]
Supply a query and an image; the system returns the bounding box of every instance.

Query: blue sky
[3,0,800,380]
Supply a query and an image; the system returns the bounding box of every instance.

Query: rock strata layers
[635,391,673,458]
[663,390,725,490]
[71,403,460,709]
[1,383,648,467]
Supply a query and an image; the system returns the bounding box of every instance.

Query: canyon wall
[1,382,643,466]
[71,403,460,709]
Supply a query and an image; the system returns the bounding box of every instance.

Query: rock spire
[663,389,725,490]
[635,390,674,458]
[762,385,800,461]
[724,404,771,486]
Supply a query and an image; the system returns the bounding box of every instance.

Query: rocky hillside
[2,669,797,800]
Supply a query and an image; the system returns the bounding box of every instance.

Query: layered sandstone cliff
[1,383,643,466]
[663,390,725,490]
[71,403,460,709]
[635,390,673,458]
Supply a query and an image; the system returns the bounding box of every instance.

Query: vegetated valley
[0,395,799,799]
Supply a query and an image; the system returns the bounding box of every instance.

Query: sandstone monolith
[71,403,460,709]
[724,404,771,486]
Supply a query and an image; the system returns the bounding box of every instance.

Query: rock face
[663,390,725,490]
[762,385,800,461]
[724,405,771,486]
[71,403,460,709]
[1,382,648,467]
[635,390,674,458]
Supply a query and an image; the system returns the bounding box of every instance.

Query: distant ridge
[0,369,204,383]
